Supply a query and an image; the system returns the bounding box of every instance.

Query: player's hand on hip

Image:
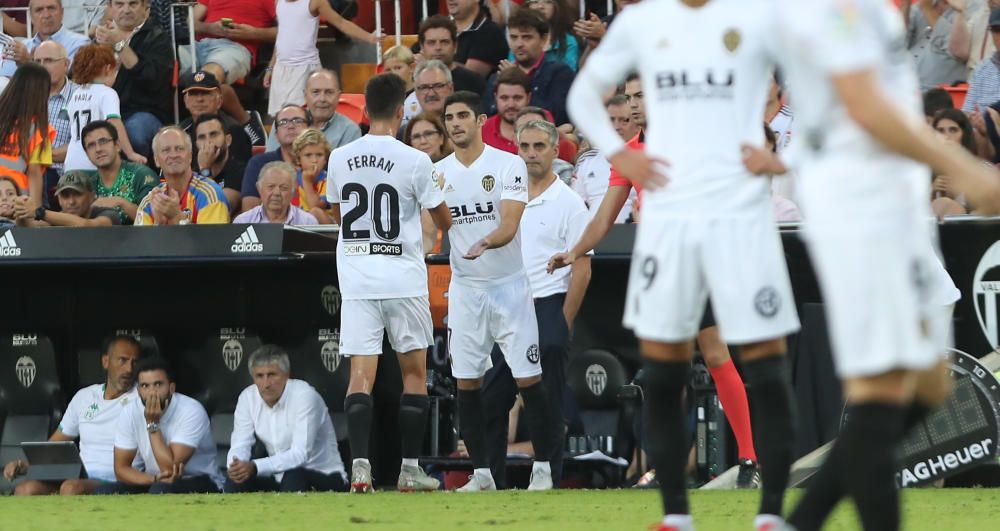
[609,149,669,191]
[547,252,574,273]
[463,238,490,260]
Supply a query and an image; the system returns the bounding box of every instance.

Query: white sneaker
[456,473,496,492]
[351,460,374,493]
[397,464,440,492]
[527,468,553,491]
[754,514,785,531]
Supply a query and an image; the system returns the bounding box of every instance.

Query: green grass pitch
[2,489,1000,530]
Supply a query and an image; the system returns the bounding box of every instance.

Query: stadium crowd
[1,0,998,515]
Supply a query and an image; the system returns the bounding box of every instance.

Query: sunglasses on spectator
[276,117,309,128]
[416,82,450,93]
[410,131,441,142]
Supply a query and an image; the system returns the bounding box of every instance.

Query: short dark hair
[494,67,531,95]
[625,72,640,85]
[101,334,141,357]
[606,94,629,107]
[923,88,954,117]
[193,112,227,134]
[133,356,173,383]
[507,8,549,36]
[365,73,407,121]
[418,14,457,44]
[763,122,777,153]
[516,106,549,123]
[81,120,118,144]
[444,91,483,116]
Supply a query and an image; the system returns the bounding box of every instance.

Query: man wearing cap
[179,70,252,165]
[963,7,1000,112]
[12,171,121,227]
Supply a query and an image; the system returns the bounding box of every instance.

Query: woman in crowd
[0,176,21,227]
[404,112,452,163]
[0,62,54,208]
[383,45,416,95]
[292,128,334,224]
[64,44,145,171]
[932,109,979,217]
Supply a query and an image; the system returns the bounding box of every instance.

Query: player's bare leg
[697,326,758,488]
[345,356,379,493]
[737,338,795,531]
[642,339,696,531]
[396,348,440,492]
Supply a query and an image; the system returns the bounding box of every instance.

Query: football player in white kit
[568,1,801,529]
[437,91,556,492]
[741,1,1000,529]
[326,73,452,494]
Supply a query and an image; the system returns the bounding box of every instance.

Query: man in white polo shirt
[224,345,347,492]
[515,119,591,485]
[3,335,141,495]
[96,357,223,494]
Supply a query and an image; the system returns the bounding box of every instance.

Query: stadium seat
[174,329,262,467]
[283,329,351,443]
[0,333,65,493]
[381,34,418,51]
[942,83,969,110]
[340,63,378,94]
[252,145,266,157]
[338,93,368,126]
[566,349,629,459]
[76,329,160,387]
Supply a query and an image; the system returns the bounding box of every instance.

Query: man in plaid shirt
[33,41,76,203]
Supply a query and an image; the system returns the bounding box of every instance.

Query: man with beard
[13,171,121,226]
[80,120,159,225]
[179,70,252,165]
[482,68,577,163]
[96,357,223,494]
[3,335,141,495]
[194,113,245,210]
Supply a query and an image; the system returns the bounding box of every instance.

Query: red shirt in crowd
[482,114,578,163]
[197,0,277,64]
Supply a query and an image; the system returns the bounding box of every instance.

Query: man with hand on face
[4,335,141,496]
[135,126,230,225]
[193,113,245,210]
[179,70,252,165]
[96,357,223,494]
[225,345,347,492]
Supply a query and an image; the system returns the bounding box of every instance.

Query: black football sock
[345,392,374,460]
[786,439,848,531]
[742,356,797,516]
[399,393,430,460]
[642,358,691,515]
[518,380,554,462]
[837,403,905,531]
[903,400,931,432]
[458,388,490,469]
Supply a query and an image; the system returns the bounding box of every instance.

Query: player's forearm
[564,256,592,325]
[568,68,625,156]
[570,192,621,257]
[483,221,519,249]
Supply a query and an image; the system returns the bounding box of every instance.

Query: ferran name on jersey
[343,242,403,256]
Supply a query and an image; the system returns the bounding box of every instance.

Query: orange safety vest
[0,126,55,191]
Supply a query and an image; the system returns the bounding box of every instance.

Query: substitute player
[743,1,1000,529]
[568,1,801,529]
[326,73,452,493]
[551,73,760,488]
[437,91,555,492]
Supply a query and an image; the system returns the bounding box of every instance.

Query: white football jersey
[572,149,634,223]
[436,144,528,285]
[64,83,122,171]
[569,0,777,217]
[327,134,445,299]
[59,384,140,482]
[776,0,930,218]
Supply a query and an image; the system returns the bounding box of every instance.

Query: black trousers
[482,293,569,488]
[94,475,219,494]
[223,467,348,493]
